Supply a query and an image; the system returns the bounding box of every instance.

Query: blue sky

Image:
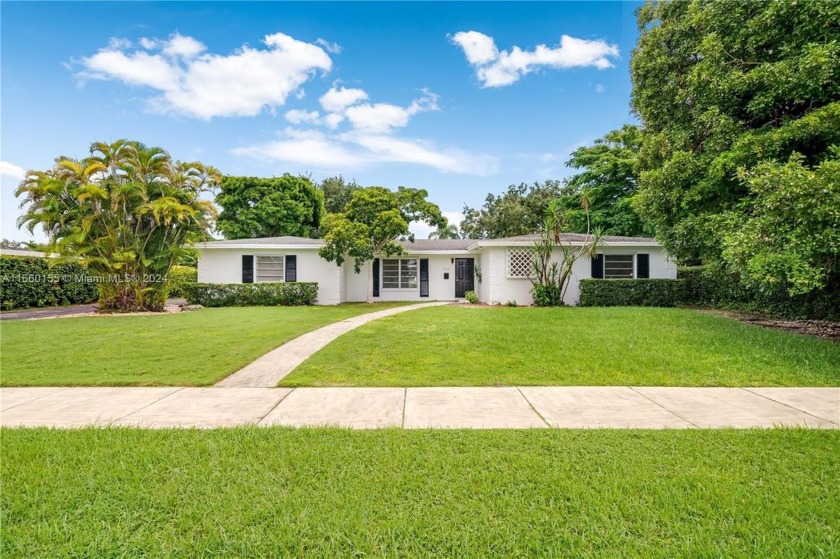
[1,1,642,241]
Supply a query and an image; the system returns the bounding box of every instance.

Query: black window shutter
[419,258,429,297]
[242,255,254,283]
[636,254,649,278]
[372,258,380,297]
[285,255,297,282]
[591,254,604,279]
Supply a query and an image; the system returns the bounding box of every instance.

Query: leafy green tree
[558,125,648,237]
[319,175,360,214]
[631,0,840,294]
[215,174,324,239]
[320,186,444,302]
[16,139,220,311]
[461,181,562,239]
[429,220,460,239]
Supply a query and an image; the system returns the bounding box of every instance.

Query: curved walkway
[215,301,451,388]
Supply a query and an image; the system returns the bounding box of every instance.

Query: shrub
[166,266,197,297]
[183,282,318,307]
[464,290,478,304]
[0,256,98,310]
[531,283,564,307]
[579,279,685,307]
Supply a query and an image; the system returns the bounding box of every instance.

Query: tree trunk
[366,259,374,304]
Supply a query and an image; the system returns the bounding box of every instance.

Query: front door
[454,258,475,298]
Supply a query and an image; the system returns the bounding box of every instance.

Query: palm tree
[429,221,459,239]
[16,139,220,312]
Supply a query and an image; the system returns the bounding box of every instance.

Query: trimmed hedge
[579,279,684,308]
[183,282,318,307]
[0,256,98,310]
[166,266,197,297]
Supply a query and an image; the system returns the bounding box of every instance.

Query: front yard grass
[283,306,840,387]
[0,303,409,386]
[2,428,837,557]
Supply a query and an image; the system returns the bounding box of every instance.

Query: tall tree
[631,0,840,294]
[319,175,360,214]
[320,186,444,302]
[215,174,324,239]
[558,125,648,237]
[429,220,460,239]
[460,181,562,239]
[15,139,219,311]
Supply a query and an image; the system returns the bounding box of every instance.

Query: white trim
[468,240,662,250]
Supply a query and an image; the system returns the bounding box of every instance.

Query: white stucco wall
[343,253,476,302]
[196,248,342,305]
[482,245,675,306]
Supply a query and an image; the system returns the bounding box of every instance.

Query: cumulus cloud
[450,31,619,87]
[284,108,321,124]
[315,38,342,54]
[319,86,368,113]
[76,32,333,119]
[0,161,26,180]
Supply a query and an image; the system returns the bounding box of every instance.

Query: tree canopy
[320,186,444,301]
[631,0,840,294]
[215,174,324,239]
[558,125,648,237]
[460,181,562,239]
[15,139,219,311]
[319,175,361,214]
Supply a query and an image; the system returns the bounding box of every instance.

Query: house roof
[467,233,660,249]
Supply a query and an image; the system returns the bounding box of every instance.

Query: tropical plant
[215,174,324,239]
[464,290,478,304]
[530,199,603,306]
[320,186,444,302]
[429,220,460,239]
[15,139,220,311]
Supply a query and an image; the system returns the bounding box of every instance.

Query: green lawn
[283,306,840,387]
[0,303,408,386]
[2,428,837,558]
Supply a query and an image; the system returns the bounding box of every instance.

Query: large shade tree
[16,139,220,311]
[320,186,444,302]
[215,174,324,239]
[631,0,840,295]
[460,181,562,239]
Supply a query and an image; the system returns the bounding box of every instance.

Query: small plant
[464,290,478,304]
[505,300,518,307]
[531,283,563,307]
[473,264,483,284]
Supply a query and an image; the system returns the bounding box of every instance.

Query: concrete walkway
[216,301,451,387]
[1,386,837,429]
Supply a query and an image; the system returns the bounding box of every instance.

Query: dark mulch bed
[701,309,840,342]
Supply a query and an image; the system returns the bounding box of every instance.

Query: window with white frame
[507,247,534,278]
[256,255,285,282]
[604,254,634,278]
[382,258,418,289]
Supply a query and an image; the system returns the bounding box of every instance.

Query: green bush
[166,266,197,297]
[579,279,685,307]
[679,265,840,320]
[464,290,478,304]
[0,256,98,310]
[531,283,564,307]
[183,282,318,307]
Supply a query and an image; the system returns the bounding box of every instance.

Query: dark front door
[454,258,475,298]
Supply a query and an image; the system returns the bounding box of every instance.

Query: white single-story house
[194,234,676,306]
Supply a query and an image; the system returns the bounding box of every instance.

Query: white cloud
[344,90,438,133]
[0,161,26,180]
[161,32,206,59]
[595,83,605,93]
[233,128,497,176]
[319,86,368,113]
[285,108,321,124]
[315,38,342,54]
[77,32,333,119]
[450,31,620,87]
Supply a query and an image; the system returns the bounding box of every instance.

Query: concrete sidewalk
[2,386,837,429]
[216,301,451,387]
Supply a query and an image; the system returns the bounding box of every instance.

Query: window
[382,258,418,289]
[604,254,634,278]
[256,255,285,282]
[507,248,534,278]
